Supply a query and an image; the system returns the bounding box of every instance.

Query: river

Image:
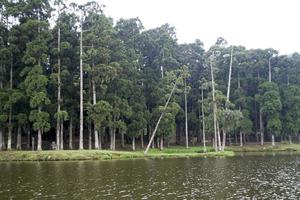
[1,153,300,199]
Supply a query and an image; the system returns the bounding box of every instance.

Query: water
[1,154,300,199]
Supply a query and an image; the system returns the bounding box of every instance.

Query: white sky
[75,0,300,55]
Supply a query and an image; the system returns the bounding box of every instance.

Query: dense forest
[1,0,300,152]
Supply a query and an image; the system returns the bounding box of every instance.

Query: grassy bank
[227,143,300,152]
[0,147,233,161]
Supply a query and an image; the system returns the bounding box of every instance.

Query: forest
[1,0,300,153]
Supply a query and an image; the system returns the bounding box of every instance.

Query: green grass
[0,146,233,162]
[226,143,300,152]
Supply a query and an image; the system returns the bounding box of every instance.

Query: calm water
[1,154,300,199]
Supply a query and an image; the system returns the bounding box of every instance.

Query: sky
[75,0,300,55]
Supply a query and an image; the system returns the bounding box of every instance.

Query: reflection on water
[1,154,300,199]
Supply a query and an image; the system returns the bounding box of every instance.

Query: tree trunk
[141,131,144,148]
[0,129,3,150]
[60,120,64,150]
[99,131,102,150]
[88,122,92,150]
[210,59,218,152]
[289,135,292,144]
[271,134,275,146]
[132,137,135,151]
[160,136,164,150]
[222,129,226,151]
[113,127,116,151]
[240,131,243,147]
[184,78,189,148]
[229,135,232,146]
[201,86,206,153]
[69,117,73,150]
[92,81,99,150]
[79,17,84,150]
[121,130,125,148]
[16,126,21,150]
[217,122,221,151]
[144,81,177,154]
[259,108,264,145]
[37,130,42,151]
[56,0,62,152]
[7,111,12,150]
[243,133,246,145]
[157,137,160,149]
[94,129,99,150]
[32,136,35,151]
[235,133,238,145]
[26,127,30,150]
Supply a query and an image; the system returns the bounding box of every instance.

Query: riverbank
[0,147,233,161]
[227,143,300,152]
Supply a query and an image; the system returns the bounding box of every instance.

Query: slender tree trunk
[7,108,12,150]
[184,78,189,148]
[132,137,135,151]
[88,122,92,150]
[113,127,116,151]
[217,122,221,151]
[157,137,160,148]
[16,126,21,150]
[226,46,234,100]
[121,130,125,148]
[160,136,164,150]
[69,117,73,150]
[92,81,99,149]
[27,128,30,150]
[201,86,206,152]
[37,130,42,151]
[222,129,226,151]
[229,135,232,146]
[0,129,3,150]
[60,121,64,150]
[79,17,84,150]
[240,131,243,147]
[271,134,275,146]
[32,136,35,151]
[141,130,144,148]
[289,135,292,144]
[99,131,102,150]
[37,106,42,151]
[210,59,218,152]
[144,80,177,154]
[259,108,264,145]
[235,133,238,145]
[55,0,62,152]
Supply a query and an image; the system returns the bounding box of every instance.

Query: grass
[226,143,300,152]
[0,146,233,162]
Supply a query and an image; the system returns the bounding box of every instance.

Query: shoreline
[0,144,299,162]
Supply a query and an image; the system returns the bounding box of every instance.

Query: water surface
[1,154,300,199]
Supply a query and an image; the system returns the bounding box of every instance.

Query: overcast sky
[75,0,300,55]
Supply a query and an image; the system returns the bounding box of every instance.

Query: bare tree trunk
[121,130,125,148]
[259,108,264,145]
[37,130,42,151]
[144,80,177,154]
[7,108,12,150]
[69,116,73,150]
[160,136,164,150]
[32,136,35,151]
[92,81,99,149]
[226,46,234,100]
[0,129,3,150]
[271,134,275,146]
[88,122,92,150]
[141,130,144,148]
[184,78,189,148]
[99,131,102,150]
[229,135,232,146]
[79,17,84,150]
[157,137,160,149]
[201,86,206,152]
[210,59,218,152]
[132,137,135,151]
[27,128,30,150]
[113,127,116,151]
[60,121,64,150]
[16,126,21,150]
[217,122,221,151]
[222,129,226,151]
[289,135,292,144]
[240,131,243,147]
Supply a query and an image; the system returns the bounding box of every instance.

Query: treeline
[1,0,300,152]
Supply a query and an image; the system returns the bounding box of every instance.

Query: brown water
[1,154,300,199]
